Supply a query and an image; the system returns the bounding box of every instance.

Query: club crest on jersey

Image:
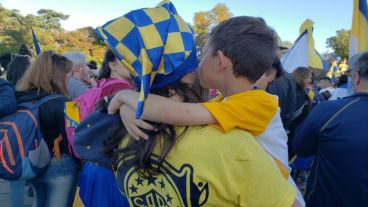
[116,155,209,207]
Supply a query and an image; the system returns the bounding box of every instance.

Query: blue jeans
[29,154,79,207]
[9,179,26,207]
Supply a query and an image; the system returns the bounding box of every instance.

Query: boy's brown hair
[209,16,277,83]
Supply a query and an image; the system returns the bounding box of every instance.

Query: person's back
[294,93,368,206]
[15,51,79,207]
[293,52,368,207]
[16,89,70,154]
[117,125,296,206]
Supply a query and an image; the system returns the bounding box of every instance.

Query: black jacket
[267,72,297,129]
[16,89,71,155]
[287,86,311,158]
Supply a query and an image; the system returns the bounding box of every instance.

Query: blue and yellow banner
[350,0,368,57]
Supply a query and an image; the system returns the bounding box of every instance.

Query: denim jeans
[9,179,26,207]
[29,154,79,207]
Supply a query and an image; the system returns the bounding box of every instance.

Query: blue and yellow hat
[96,0,198,118]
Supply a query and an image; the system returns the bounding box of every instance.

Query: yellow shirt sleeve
[232,141,296,207]
[202,90,278,136]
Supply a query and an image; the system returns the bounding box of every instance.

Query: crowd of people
[0,1,367,207]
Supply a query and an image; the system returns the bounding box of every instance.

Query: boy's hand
[120,105,155,140]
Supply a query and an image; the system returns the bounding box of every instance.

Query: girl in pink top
[75,49,133,207]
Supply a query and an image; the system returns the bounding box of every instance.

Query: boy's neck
[219,76,255,97]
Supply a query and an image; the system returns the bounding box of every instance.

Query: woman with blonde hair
[293,67,313,91]
[288,67,312,156]
[16,51,78,207]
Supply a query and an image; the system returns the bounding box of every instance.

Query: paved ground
[0,179,33,207]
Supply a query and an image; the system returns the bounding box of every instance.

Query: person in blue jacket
[0,78,17,117]
[293,51,368,207]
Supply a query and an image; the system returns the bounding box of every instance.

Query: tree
[193,3,233,56]
[53,27,107,63]
[210,3,233,24]
[0,5,29,54]
[326,29,350,60]
[37,9,69,31]
[0,5,106,63]
[193,11,211,56]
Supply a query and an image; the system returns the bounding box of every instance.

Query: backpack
[0,94,64,180]
[72,110,121,168]
[65,79,131,157]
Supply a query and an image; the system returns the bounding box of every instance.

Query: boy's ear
[217,51,233,72]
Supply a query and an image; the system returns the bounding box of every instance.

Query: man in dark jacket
[293,52,368,207]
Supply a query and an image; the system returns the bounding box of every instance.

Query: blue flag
[32,28,41,55]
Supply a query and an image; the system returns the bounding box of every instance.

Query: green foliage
[1,3,234,64]
[326,29,350,60]
[193,3,233,56]
[37,9,69,31]
[0,4,106,64]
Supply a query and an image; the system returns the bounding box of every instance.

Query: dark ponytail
[98,49,117,80]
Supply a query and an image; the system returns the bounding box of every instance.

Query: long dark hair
[0,53,12,75]
[6,55,30,86]
[98,49,117,80]
[18,45,32,57]
[103,75,207,176]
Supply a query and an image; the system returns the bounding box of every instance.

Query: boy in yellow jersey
[109,15,303,206]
